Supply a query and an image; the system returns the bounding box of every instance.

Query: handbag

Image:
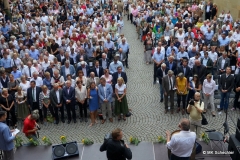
[201,113,208,125]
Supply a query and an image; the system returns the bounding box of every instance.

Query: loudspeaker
[235,118,240,141]
[228,135,240,160]
[52,141,79,160]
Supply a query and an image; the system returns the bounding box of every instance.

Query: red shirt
[23,116,36,137]
[78,34,86,40]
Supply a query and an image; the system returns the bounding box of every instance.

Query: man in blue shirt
[0,111,16,160]
[0,52,12,73]
[0,23,10,39]
[204,28,214,45]
[29,46,40,60]
[166,42,178,57]
[109,56,125,74]
[152,47,165,84]
[218,33,230,47]
[11,66,22,79]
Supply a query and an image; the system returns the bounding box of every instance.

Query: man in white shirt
[41,56,50,71]
[208,46,218,66]
[22,61,38,79]
[232,29,240,42]
[188,53,201,69]
[166,118,196,160]
[30,72,43,87]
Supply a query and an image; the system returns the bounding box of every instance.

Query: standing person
[15,86,30,121]
[233,73,240,110]
[100,128,132,160]
[39,85,55,124]
[162,70,176,114]
[211,3,218,19]
[115,77,129,121]
[75,81,88,122]
[0,89,16,128]
[50,83,65,125]
[152,47,165,84]
[0,111,16,160]
[117,0,124,16]
[202,74,216,116]
[186,75,202,107]
[166,118,196,160]
[87,82,99,127]
[98,77,113,124]
[27,81,43,123]
[187,92,204,140]
[205,2,212,20]
[157,63,169,103]
[176,73,188,115]
[218,67,234,112]
[63,80,76,124]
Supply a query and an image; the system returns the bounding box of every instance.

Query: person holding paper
[0,111,16,160]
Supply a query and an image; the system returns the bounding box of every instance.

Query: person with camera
[0,111,16,160]
[166,118,196,160]
[100,128,132,160]
[187,92,204,140]
[23,110,40,144]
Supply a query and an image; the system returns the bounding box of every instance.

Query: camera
[37,125,41,130]
[104,133,112,141]
[189,99,195,106]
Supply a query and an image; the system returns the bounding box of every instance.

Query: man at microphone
[187,92,204,140]
[166,118,196,160]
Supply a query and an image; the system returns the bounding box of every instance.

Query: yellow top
[196,22,203,28]
[176,77,188,95]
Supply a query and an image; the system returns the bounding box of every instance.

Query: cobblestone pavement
[17,16,240,145]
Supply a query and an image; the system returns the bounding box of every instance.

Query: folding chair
[207,122,229,151]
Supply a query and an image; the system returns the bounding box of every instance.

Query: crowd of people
[0,0,240,160]
[0,0,132,131]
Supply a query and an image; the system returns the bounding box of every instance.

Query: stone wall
[212,0,240,20]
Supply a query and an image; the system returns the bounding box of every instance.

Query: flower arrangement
[15,136,23,148]
[201,132,210,144]
[29,138,39,146]
[42,136,52,145]
[81,138,94,145]
[158,136,167,144]
[60,136,67,144]
[129,136,140,146]
[46,116,54,123]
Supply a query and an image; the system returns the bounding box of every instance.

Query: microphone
[205,130,216,132]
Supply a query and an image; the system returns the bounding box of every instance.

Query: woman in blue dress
[87,82,99,126]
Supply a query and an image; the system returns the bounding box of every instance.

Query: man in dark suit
[166,56,177,74]
[112,66,127,90]
[56,49,66,62]
[157,63,169,102]
[89,60,104,78]
[205,1,213,20]
[61,52,74,65]
[216,52,230,75]
[177,59,191,79]
[218,67,234,112]
[75,49,88,63]
[50,83,65,124]
[63,80,76,124]
[201,52,213,75]
[162,70,176,114]
[192,60,206,84]
[233,73,240,110]
[76,61,90,77]
[112,11,120,21]
[27,81,43,122]
[45,61,55,77]
[99,53,111,69]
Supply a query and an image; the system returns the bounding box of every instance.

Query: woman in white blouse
[75,81,88,122]
[19,76,30,95]
[76,70,87,86]
[175,28,185,42]
[115,77,129,121]
[202,74,216,117]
